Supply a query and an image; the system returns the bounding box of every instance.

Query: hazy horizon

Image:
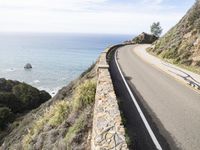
[0,31,134,35]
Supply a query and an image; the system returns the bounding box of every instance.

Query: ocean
[0,33,133,96]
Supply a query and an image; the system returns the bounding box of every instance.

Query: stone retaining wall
[91,47,128,150]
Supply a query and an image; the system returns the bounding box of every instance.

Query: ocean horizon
[0,32,133,96]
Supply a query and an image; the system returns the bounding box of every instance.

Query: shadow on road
[109,50,173,150]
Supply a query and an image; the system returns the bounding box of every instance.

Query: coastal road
[110,45,200,150]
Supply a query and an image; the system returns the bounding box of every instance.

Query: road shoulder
[132,44,200,94]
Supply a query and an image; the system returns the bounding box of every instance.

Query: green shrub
[195,18,200,31]
[48,101,70,126]
[0,79,51,113]
[0,107,13,129]
[161,48,178,59]
[73,80,96,111]
[174,57,181,64]
[12,83,40,106]
[0,79,51,133]
[181,51,192,60]
[39,90,52,103]
[180,59,193,66]
[12,83,51,110]
[0,78,19,92]
[0,92,22,112]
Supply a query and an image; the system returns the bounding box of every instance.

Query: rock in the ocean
[24,63,32,69]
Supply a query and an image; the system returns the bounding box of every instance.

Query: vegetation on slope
[1,63,97,150]
[148,0,200,73]
[22,80,96,149]
[0,78,51,129]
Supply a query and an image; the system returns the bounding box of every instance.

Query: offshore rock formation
[24,63,32,69]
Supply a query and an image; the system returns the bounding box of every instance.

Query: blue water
[0,33,132,95]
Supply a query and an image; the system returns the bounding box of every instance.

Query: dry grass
[64,113,87,149]
[22,79,96,149]
[73,80,96,111]
[148,1,200,73]
[22,100,70,149]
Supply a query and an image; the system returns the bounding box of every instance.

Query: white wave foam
[5,68,16,72]
[38,86,61,97]
[33,80,40,83]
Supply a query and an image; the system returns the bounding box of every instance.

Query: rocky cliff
[132,32,158,44]
[124,32,158,44]
[148,0,200,73]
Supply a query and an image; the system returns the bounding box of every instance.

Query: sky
[0,0,195,34]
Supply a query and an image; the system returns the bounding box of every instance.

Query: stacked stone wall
[91,46,128,150]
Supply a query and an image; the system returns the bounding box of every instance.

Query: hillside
[148,0,200,73]
[0,63,97,150]
[0,79,51,130]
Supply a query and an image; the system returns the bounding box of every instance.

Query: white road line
[114,49,162,150]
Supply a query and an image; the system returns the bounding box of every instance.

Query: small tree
[150,22,163,37]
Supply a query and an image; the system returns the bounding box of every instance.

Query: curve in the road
[114,48,162,150]
[111,44,200,150]
[109,45,171,150]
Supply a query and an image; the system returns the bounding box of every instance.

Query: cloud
[0,0,108,11]
[142,0,163,5]
[0,0,195,34]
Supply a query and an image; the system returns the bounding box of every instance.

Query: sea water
[0,32,132,96]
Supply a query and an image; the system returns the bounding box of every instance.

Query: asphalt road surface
[114,45,200,150]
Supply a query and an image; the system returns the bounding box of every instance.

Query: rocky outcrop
[24,63,32,69]
[125,32,158,44]
[91,48,128,150]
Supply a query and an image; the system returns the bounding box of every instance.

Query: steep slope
[0,63,97,150]
[149,0,200,73]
